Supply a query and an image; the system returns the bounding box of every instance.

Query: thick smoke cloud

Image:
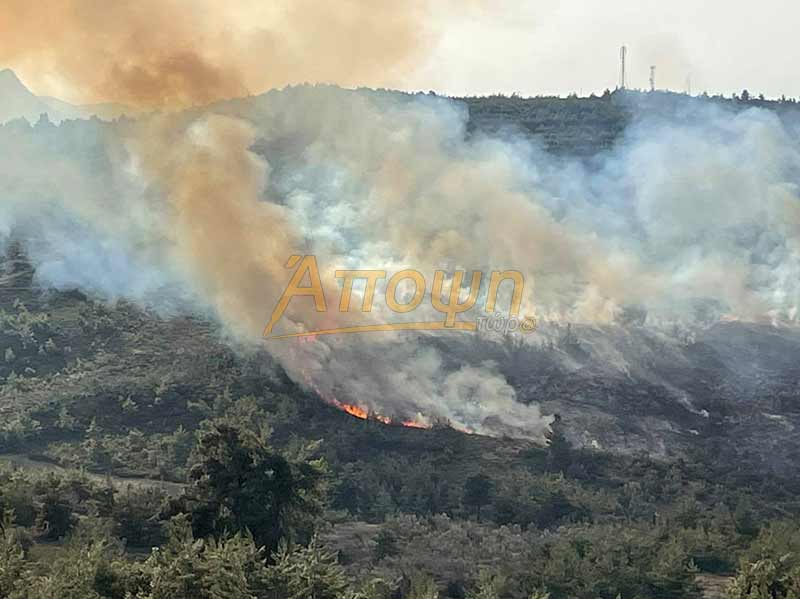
[0,0,453,107]
[2,88,800,442]
[3,2,800,442]
[0,0,550,440]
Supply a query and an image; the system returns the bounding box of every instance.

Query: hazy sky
[410,0,799,98]
[4,0,799,101]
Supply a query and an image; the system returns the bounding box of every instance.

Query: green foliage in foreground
[171,420,327,555]
[727,522,800,599]
[1,511,798,599]
[0,513,372,599]
[1,389,799,598]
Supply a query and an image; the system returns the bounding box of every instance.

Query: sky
[2,0,798,102]
[411,0,799,98]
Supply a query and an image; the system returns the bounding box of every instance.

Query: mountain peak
[0,68,26,88]
[0,68,125,124]
[0,69,37,103]
[0,68,54,124]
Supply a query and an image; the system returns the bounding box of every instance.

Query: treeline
[459,88,800,155]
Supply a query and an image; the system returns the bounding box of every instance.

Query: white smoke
[2,88,800,441]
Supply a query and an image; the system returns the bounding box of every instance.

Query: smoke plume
[0,0,448,107]
[0,0,552,440]
[4,87,800,441]
[3,4,800,442]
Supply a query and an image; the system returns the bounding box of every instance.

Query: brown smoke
[129,115,290,336]
[0,0,445,107]
[0,0,461,329]
[0,0,464,337]
[0,0,556,440]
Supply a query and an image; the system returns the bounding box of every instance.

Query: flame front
[341,402,368,420]
[332,398,410,427]
[297,340,430,429]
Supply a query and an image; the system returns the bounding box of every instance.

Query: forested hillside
[461,88,800,154]
[1,90,800,598]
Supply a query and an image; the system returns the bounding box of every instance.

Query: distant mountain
[0,68,60,124]
[0,68,133,124]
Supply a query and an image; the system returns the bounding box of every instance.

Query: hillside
[1,85,800,598]
[461,89,800,155]
[2,250,800,596]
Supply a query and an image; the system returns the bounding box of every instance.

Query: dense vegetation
[461,88,800,155]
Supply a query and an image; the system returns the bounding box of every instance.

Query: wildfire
[340,402,367,420]
[329,398,428,429]
[298,338,430,429]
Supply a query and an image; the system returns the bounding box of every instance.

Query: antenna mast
[619,46,627,89]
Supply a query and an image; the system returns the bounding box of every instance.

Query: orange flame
[302,355,429,429]
[330,398,427,429]
[341,402,368,420]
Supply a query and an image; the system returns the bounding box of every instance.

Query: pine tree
[466,570,506,599]
[263,536,353,599]
[463,474,494,522]
[0,510,28,599]
[141,515,268,599]
[181,421,327,553]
